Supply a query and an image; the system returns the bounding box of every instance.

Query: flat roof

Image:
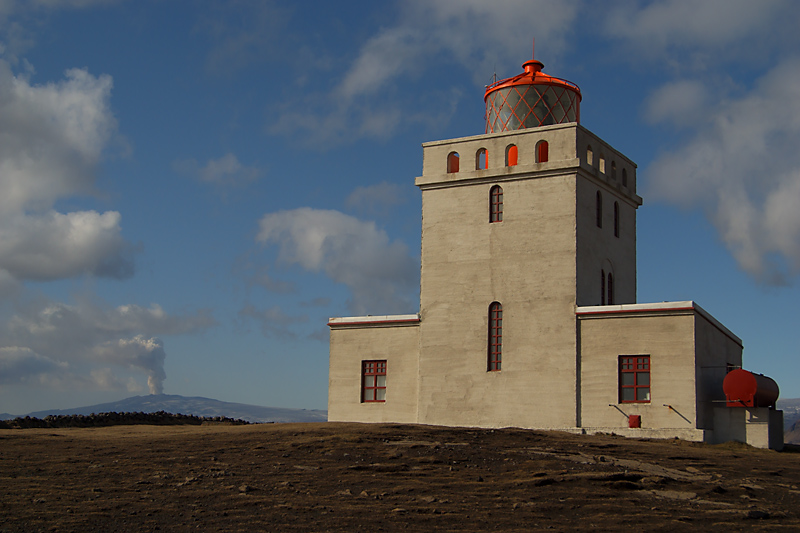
[328,314,420,328]
[576,301,742,346]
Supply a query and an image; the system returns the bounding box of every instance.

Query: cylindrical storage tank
[723,369,780,408]
[484,58,581,133]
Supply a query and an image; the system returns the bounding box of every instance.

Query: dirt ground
[1,422,799,532]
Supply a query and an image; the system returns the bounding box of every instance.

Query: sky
[1,0,800,415]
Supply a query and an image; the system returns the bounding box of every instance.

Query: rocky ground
[1,422,799,532]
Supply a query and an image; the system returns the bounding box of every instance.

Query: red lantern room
[484,51,581,133]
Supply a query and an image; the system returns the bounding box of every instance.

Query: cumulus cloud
[0,59,136,283]
[173,152,261,188]
[0,298,216,392]
[646,58,800,282]
[257,208,418,315]
[271,0,579,144]
[643,80,709,127]
[0,210,136,281]
[0,346,66,384]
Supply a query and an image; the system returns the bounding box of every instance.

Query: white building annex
[327,52,784,449]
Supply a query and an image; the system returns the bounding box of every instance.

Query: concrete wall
[416,126,588,429]
[713,407,784,450]
[328,318,420,423]
[693,307,743,429]
[577,305,701,432]
[416,176,578,428]
[574,127,639,308]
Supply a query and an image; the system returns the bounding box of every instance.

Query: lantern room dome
[484,56,581,133]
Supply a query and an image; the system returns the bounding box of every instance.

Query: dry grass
[2,422,799,532]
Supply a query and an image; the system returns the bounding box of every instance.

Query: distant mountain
[777,398,800,432]
[2,394,327,424]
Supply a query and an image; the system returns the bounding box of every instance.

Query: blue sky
[1,0,800,415]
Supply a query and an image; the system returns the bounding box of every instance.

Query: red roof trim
[327,318,420,328]
[576,306,695,317]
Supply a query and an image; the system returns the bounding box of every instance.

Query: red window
[506,144,518,166]
[536,140,548,163]
[488,302,502,371]
[447,151,460,173]
[620,356,650,403]
[362,360,386,402]
[490,185,503,223]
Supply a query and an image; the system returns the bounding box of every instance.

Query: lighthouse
[327,50,782,449]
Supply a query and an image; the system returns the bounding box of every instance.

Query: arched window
[488,302,502,371]
[505,144,518,167]
[587,145,593,166]
[476,148,488,170]
[607,273,614,305]
[601,270,606,305]
[611,161,617,180]
[599,155,606,174]
[622,168,628,188]
[447,151,460,173]
[614,201,620,238]
[536,140,549,163]
[596,191,603,228]
[490,185,503,223]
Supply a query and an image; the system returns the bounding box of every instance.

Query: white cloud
[257,208,418,315]
[0,346,66,384]
[173,152,261,188]
[93,336,166,394]
[646,57,800,282]
[0,298,216,392]
[643,80,709,127]
[603,0,795,62]
[0,210,135,281]
[272,0,579,144]
[0,61,116,212]
[0,59,136,282]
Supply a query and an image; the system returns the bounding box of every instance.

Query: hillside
[3,394,327,424]
[1,423,799,531]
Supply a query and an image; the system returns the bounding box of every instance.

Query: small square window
[362,360,386,402]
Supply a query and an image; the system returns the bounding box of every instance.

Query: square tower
[414,123,641,428]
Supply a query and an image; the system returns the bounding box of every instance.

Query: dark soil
[1,422,799,532]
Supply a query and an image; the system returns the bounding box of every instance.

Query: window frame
[619,355,650,403]
[488,302,502,371]
[490,185,503,223]
[362,360,387,403]
[476,148,489,170]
